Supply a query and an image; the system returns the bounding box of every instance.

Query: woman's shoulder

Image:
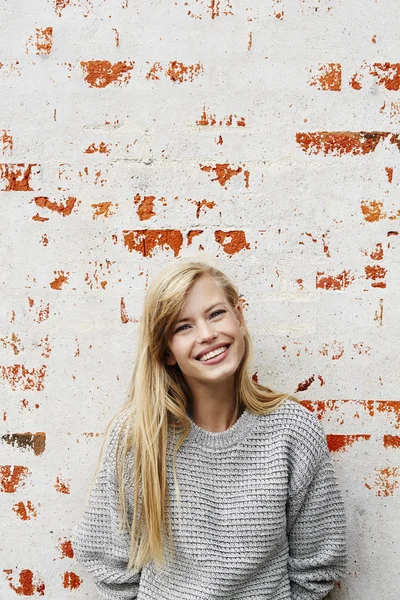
[270,397,322,427]
[259,398,328,459]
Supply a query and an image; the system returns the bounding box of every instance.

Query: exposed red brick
[380,100,400,125]
[196,108,246,127]
[0,465,30,493]
[369,63,400,91]
[0,364,47,391]
[1,432,46,456]
[299,400,342,421]
[80,61,135,88]
[112,28,120,47]
[200,163,244,187]
[296,131,391,156]
[32,213,49,222]
[327,434,371,453]
[28,299,50,324]
[0,164,36,191]
[36,27,53,55]
[360,199,386,222]
[385,167,393,183]
[3,569,45,596]
[12,500,38,520]
[84,142,111,155]
[209,0,233,18]
[376,400,400,428]
[0,333,23,356]
[1,130,13,152]
[187,230,203,246]
[389,132,400,152]
[365,466,399,497]
[37,335,52,359]
[353,342,371,355]
[146,61,163,80]
[120,297,132,324]
[63,572,82,589]
[384,435,400,448]
[190,199,216,218]
[58,539,74,559]
[370,243,383,261]
[349,72,363,90]
[316,270,354,290]
[308,63,342,91]
[165,61,204,83]
[54,476,71,494]
[365,264,387,285]
[123,230,183,257]
[197,107,216,126]
[91,201,116,219]
[295,375,315,393]
[84,259,114,290]
[214,230,250,255]
[319,340,344,361]
[178,0,233,19]
[134,194,156,220]
[34,196,77,216]
[55,0,71,16]
[50,270,69,290]
[80,432,101,439]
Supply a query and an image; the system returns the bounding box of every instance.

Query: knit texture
[72,399,348,599]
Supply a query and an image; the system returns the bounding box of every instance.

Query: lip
[196,344,231,365]
[195,343,230,360]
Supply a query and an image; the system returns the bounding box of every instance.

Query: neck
[187,377,241,432]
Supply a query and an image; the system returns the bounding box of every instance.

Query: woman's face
[165,274,247,389]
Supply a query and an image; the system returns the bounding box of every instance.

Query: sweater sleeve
[71,413,141,600]
[286,416,348,600]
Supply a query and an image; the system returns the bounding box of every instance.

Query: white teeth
[198,345,228,362]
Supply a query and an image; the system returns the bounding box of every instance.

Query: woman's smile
[196,344,231,365]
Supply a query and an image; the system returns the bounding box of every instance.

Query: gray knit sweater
[72,399,347,600]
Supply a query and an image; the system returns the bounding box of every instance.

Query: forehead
[181,275,226,310]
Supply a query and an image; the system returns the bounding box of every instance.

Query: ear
[165,349,177,366]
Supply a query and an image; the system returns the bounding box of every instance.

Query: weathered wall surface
[1,0,399,598]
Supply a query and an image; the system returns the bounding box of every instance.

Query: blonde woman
[72,260,347,599]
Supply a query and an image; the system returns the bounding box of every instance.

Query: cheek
[173,339,192,360]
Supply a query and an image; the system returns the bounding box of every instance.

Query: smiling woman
[165,274,247,432]
[72,259,348,600]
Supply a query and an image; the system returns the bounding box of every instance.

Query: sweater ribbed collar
[185,408,259,450]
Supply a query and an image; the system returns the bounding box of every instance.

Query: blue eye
[174,309,226,334]
[174,324,189,333]
[210,309,226,318]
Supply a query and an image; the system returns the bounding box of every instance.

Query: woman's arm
[72,414,141,599]
[286,420,348,600]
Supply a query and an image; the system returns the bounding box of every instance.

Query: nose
[196,320,217,343]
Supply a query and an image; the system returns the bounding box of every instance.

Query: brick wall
[1,1,399,598]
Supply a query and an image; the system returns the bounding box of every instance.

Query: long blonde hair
[111,260,300,573]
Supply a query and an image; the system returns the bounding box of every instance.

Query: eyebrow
[175,302,224,324]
